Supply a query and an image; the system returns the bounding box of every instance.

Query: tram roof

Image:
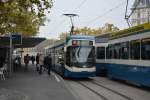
[67,35,95,40]
[95,33,109,43]
[0,36,46,48]
[110,23,150,39]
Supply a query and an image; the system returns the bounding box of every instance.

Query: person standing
[44,54,52,75]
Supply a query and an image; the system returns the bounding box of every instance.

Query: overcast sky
[39,0,134,39]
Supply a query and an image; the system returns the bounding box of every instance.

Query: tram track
[90,81,133,100]
[77,81,108,100]
[74,80,134,100]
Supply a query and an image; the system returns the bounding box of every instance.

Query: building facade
[131,0,150,26]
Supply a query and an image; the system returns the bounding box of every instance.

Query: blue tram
[107,23,150,87]
[95,34,109,75]
[45,35,96,78]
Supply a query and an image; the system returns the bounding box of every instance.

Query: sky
[39,0,135,39]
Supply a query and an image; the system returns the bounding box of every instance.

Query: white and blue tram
[45,35,96,78]
[95,34,109,75]
[107,23,150,87]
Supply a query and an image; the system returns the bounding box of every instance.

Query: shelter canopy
[0,36,46,48]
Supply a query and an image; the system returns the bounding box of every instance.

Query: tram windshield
[66,46,95,68]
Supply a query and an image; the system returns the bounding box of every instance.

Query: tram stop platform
[0,64,77,100]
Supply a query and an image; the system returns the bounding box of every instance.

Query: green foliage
[101,23,119,33]
[0,0,53,36]
[59,23,119,40]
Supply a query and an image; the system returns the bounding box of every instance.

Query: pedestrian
[0,56,5,68]
[44,54,52,75]
[39,53,44,74]
[24,54,30,69]
[31,55,35,65]
[36,53,40,71]
[13,55,21,71]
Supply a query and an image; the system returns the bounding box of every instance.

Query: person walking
[36,53,40,71]
[13,55,21,71]
[39,53,44,74]
[0,55,5,68]
[44,54,52,75]
[31,55,35,65]
[24,54,30,69]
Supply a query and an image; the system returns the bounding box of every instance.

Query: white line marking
[51,72,60,82]
[55,75,60,82]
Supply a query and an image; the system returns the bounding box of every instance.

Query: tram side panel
[51,45,65,76]
[107,24,150,87]
[96,45,108,76]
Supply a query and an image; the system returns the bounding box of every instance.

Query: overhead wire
[50,0,128,36]
[125,0,131,27]
[125,0,141,27]
[72,0,88,12]
[128,0,141,19]
[86,1,126,26]
[51,0,89,34]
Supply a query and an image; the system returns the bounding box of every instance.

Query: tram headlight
[83,65,87,68]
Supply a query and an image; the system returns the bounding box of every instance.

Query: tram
[107,23,150,87]
[95,34,109,75]
[45,35,96,78]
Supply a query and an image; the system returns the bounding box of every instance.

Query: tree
[59,23,119,40]
[101,23,119,33]
[0,0,53,36]
[59,32,69,40]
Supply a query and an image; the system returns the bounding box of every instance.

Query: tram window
[141,38,150,60]
[107,46,113,59]
[120,42,129,59]
[113,49,118,59]
[106,47,109,59]
[112,44,120,59]
[130,40,140,60]
[80,40,93,46]
[96,47,105,59]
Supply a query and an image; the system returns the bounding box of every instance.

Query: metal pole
[70,17,74,35]
[9,33,13,77]
[63,14,79,35]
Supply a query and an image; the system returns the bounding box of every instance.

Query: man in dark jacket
[36,53,40,71]
[44,54,52,75]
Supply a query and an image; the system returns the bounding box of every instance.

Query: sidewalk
[0,64,77,100]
